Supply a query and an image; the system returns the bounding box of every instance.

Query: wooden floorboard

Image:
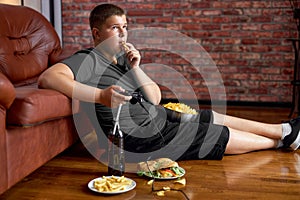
[1,105,300,200]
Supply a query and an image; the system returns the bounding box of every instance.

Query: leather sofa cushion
[0,4,62,86]
[7,84,79,126]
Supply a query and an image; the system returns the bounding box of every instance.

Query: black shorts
[124,109,230,162]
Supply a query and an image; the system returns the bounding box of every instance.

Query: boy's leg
[225,127,278,154]
[213,111,282,139]
[213,111,300,150]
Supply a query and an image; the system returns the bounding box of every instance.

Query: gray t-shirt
[61,48,166,137]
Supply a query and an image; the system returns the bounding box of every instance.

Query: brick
[261,39,281,45]
[241,39,258,45]
[212,16,231,23]
[127,10,162,16]
[221,53,241,60]
[262,24,283,31]
[201,24,221,30]
[182,9,202,16]
[155,17,172,23]
[202,10,222,16]
[231,16,251,23]
[193,17,212,23]
[261,68,280,74]
[173,17,192,23]
[231,31,252,38]
[163,10,181,17]
[136,18,152,24]
[191,2,211,8]
[249,88,268,94]
[241,53,261,60]
[182,24,202,30]
[251,46,270,53]
[223,9,243,15]
[241,24,260,31]
[212,2,233,9]
[212,31,231,37]
[252,16,272,23]
[232,1,251,8]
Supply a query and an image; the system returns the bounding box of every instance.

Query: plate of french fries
[88,175,136,194]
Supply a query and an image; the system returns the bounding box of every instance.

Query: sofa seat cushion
[7,84,79,126]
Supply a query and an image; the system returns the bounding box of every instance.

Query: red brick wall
[61,0,297,104]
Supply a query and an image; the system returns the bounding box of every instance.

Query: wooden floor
[1,105,300,200]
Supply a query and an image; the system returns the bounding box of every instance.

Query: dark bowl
[164,107,198,123]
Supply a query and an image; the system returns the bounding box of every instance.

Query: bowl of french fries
[163,102,199,122]
[88,175,136,194]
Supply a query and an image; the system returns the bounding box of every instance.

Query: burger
[137,158,185,178]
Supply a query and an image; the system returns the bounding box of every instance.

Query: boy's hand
[98,85,132,108]
[123,42,141,68]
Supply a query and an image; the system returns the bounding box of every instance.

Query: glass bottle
[107,105,125,176]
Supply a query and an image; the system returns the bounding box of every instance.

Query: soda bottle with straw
[107,104,125,176]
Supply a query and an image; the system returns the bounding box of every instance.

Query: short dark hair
[89,4,125,30]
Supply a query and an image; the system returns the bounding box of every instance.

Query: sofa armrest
[0,72,15,109]
[58,48,77,61]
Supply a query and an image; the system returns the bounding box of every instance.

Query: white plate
[88,176,136,194]
[144,167,186,180]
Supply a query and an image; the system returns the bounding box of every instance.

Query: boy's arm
[124,43,161,105]
[131,66,161,105]
[38,63,131,108]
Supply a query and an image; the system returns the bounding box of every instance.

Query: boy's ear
[92,27,100,39]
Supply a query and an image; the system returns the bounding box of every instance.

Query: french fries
[163,102,198,115]
[121,41,130,52]
[93,176,132,192]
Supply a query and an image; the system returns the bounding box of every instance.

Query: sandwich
[137,158,185,178]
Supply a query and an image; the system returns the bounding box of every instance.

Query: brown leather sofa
[0,4,87,194]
